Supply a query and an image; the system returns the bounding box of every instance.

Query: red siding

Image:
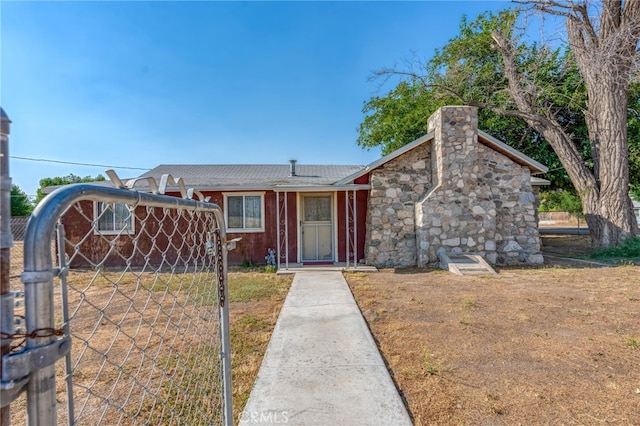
[281,192,299,264]
[201,191,279,265]
[61,188,368,267]
[354,173,370,184]
[62,200,210,268]
[197,190,298,265]
[336,190,369,263]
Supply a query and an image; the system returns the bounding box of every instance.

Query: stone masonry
[366,105,544,268]
[365,145,432,267]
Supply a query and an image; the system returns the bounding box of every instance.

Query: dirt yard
[346,248,640,424]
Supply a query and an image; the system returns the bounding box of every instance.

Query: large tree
[10,184,33,216]
[357,75,591,191]
[629,82,640,200]
[364,4,640,248]
[35,173,106,204]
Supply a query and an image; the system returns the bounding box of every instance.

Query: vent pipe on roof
[289,159,297,177]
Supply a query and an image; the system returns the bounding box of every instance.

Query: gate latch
[2,336,71,382]
[226,237,242,251]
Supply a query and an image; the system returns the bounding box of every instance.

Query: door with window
[301,194,333,261]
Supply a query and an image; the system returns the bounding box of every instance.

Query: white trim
[335,128,550,186]
[353,189,358,267]
[275,184,370,192]
[126,183,371,194]
[93,201,135,235]
[296,192,301,263]
[478,130,549,173]
[298,192,335,262]
[333,191,338,263]
[531,177,551,186]
[345,190,349,268]
[276,191,281,270]
[222,191,266,233]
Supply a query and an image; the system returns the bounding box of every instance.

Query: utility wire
[10,155,150,171]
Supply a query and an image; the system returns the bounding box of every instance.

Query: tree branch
[490,29,597,193]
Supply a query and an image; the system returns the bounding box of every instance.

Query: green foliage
[358,8,640,194]
[228,273,291,303]
[628,83,640,200]
[538,190,583,215]
[10,184,33,216]
[358,81,451,155]
[428,10,518,106]
[589,237,640,261]
[35,173,105,204]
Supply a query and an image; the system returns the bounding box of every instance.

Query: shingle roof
[139,164,365,188]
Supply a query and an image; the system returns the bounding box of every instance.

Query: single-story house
[60,106,549,268]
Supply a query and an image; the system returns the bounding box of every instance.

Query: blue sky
[2,0,510,198]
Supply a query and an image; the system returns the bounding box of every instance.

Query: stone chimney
[415,106,497,266]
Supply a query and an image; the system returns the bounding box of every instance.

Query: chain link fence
[3,182,233,426]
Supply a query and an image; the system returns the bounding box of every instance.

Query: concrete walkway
[240,271,412,426]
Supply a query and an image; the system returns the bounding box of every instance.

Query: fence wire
[6,184,232,426]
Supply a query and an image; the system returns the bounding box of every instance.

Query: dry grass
[7,260,291,425]
[227,272,292,423]
[346,261,640,425]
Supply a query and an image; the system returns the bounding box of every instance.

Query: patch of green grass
[228,273,292,302]
[626,336,640,348]
[461,296,477,309]
[421,347,450,376]
[235,314,270,332]
[590,237,640,263]
[375,308,387,316]
[343,271,368,278]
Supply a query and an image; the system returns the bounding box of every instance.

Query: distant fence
[539,211,586,228]
[2,182,233,425]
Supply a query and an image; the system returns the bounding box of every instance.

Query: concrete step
[437,249,497,276]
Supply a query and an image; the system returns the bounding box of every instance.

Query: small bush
[626,336,640,348]
[590,237,640,261]
[539,190,583,215]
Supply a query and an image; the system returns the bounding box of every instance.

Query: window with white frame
[224,193,265,232]
[95,202,134,234]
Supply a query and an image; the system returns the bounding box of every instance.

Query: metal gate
[2,175,233,425]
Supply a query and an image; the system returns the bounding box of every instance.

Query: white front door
[301,195,333,261]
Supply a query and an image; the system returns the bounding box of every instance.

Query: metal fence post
[23,206,65,426]
[218,224,234,426]
[1,107,14,425]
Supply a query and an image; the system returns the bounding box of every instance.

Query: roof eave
[274,184,370,192]
[531,177,551,186]
[335,131,435,185]
[478,130,549,174]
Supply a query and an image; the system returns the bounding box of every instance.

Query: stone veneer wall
[414,106,544,266]
[477,144,543,265]
[364,145,432,267]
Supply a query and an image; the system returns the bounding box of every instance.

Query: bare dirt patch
[346,263,640,425]
[540,234,593,257]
